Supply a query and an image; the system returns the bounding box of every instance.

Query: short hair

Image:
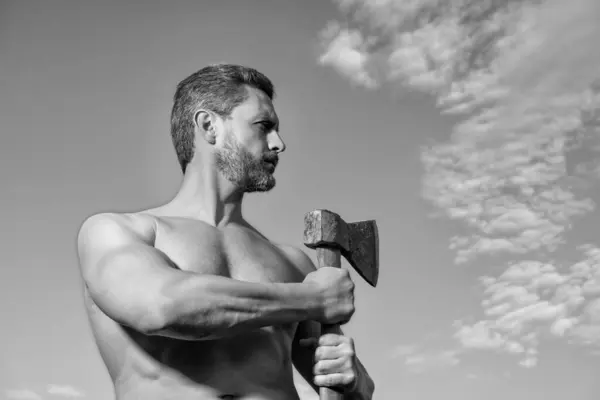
[170,63,276,173]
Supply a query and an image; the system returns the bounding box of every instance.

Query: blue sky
[2,1,600,399]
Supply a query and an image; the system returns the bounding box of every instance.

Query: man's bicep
[77,214,183,333]
[278,245,317,277]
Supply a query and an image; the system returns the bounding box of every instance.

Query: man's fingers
[317,334,339,346]
[313,372,355,388]
[318,334,350,346]
[314,344,344,361]
[313,358,350,375]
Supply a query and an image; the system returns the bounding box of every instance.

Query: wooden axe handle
[315,247,344,400]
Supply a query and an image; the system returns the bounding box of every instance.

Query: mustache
[263,153,279,166]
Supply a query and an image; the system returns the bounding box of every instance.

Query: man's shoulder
[275,243,316,277]
[77,211,157,249]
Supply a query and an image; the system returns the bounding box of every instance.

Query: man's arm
[283,247,375,400]
[77,213,323,341]
[293,321,375,400]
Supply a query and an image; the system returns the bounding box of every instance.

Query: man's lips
[263,158,278,168]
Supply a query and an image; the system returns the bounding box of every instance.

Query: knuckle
[340,373,354,386]
[313,361,324,374]
[314,348,321,359]
[318,375,335,387]
[325,378,337,387]
[315,347,325,359]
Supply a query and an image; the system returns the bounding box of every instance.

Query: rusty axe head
[303,209,379,287]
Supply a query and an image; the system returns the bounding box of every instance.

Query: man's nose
[268,131,286,153]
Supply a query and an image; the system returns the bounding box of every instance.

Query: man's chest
[154,218,305,284]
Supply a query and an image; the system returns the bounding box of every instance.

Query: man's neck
[165,163,244,227]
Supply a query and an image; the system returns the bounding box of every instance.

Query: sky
[2,0,600,399]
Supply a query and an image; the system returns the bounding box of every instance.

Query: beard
[214,133,277,193]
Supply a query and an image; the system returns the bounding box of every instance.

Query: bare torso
[83,211,309,400]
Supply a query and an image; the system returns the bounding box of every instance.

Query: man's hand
[303,267,355,325]
[300,333,358,393]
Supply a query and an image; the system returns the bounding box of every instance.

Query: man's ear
[194,109,217,145]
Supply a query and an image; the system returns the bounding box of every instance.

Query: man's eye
[259,122,272,131]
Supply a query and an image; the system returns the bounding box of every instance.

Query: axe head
[346,220,379,287]
[303,209,379,287]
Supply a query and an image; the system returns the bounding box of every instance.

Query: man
[77,64,375,400]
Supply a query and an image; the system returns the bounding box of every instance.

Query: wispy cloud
[455,244,600,365]
[391,343,460,373]
[5,389,43,400]
[46,385,84,398]
[320,0,600,366]
[404,349,460,373]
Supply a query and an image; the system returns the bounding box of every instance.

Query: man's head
[170,64,285,192]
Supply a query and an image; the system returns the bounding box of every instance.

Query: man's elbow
[130,293,178,336]
[130,294,203,340]
[133,309,170,336]
[92,294,171,337]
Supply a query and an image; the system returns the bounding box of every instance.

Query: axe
[303,209,379,400]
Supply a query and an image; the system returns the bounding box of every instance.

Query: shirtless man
[77,64,375,400]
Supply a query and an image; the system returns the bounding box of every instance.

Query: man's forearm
[347,357,375,400]
[152,273,321,340]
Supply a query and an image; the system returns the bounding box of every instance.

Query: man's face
[214,86,284,193]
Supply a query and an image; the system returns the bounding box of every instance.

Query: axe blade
[344,220,379,287]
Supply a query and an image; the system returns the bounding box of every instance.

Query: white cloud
[455,321,506,350]
[519,356,538,368]
[5,389,43,400]
[403,349,460,373]
[456,245,600,364]
[318,21,378,89]
[391,343,460,373]
[321,0,600,367]
[46,385,84,398]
